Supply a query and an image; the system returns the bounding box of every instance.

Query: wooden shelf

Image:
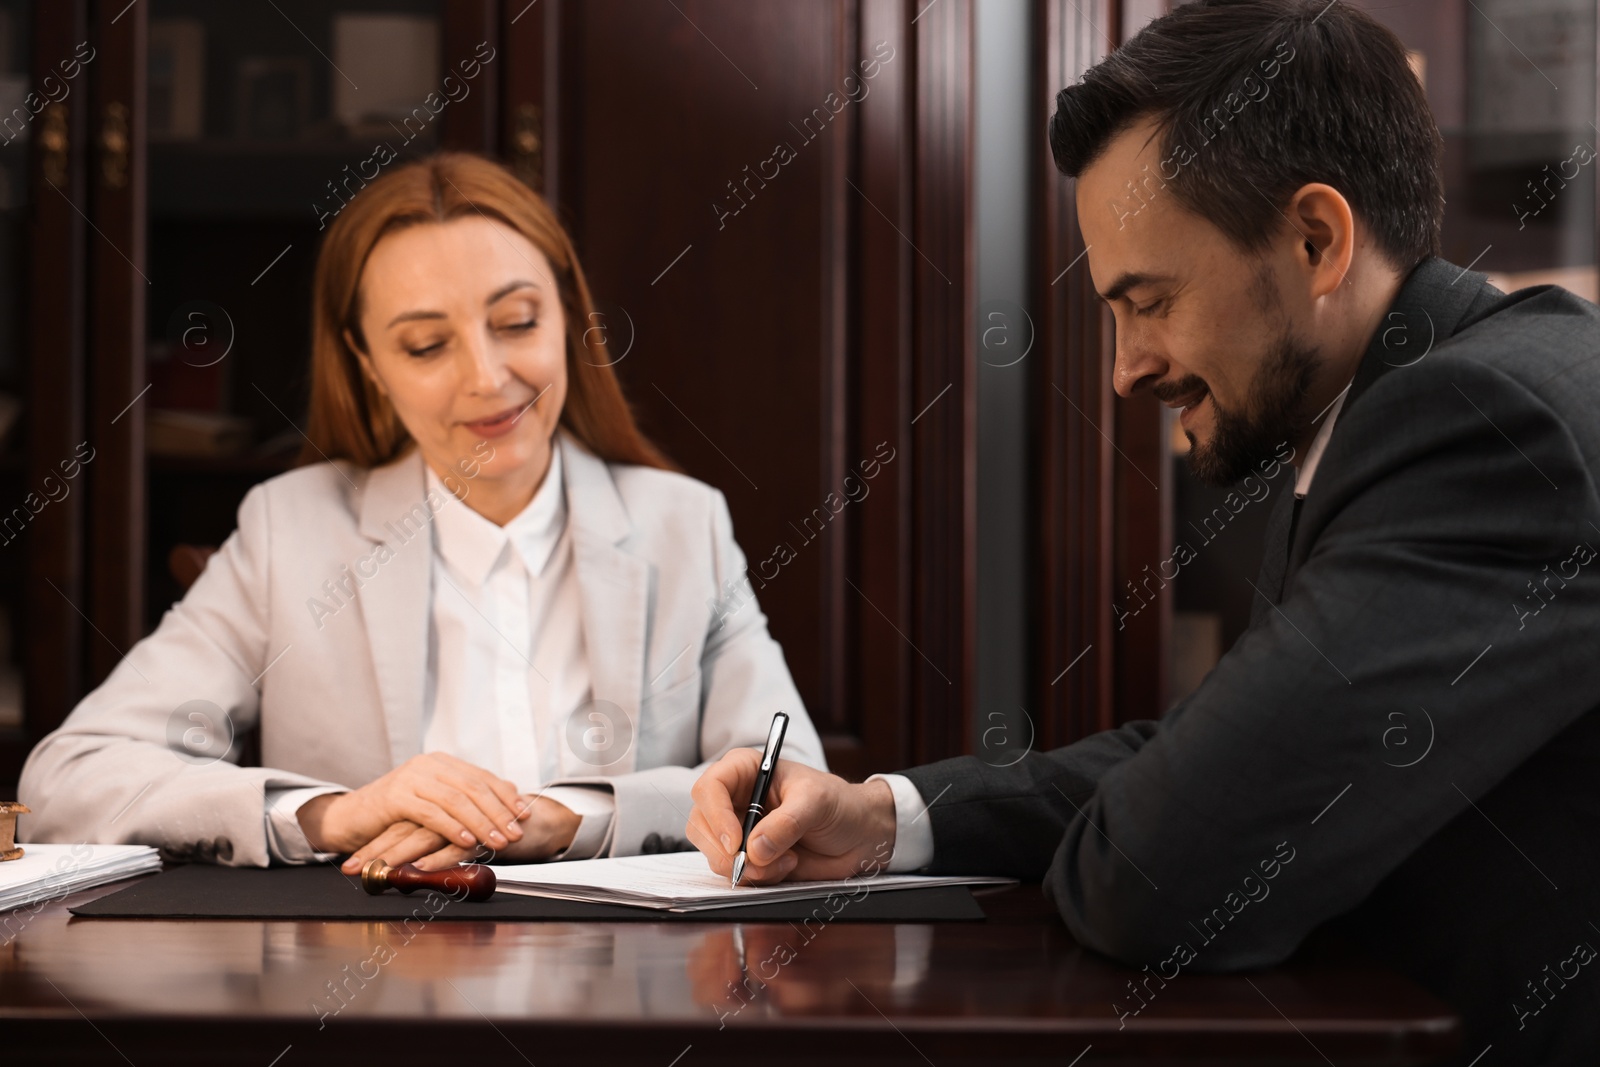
[147,451,298,477]
[149,137,441,218]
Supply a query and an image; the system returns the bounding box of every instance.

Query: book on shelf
[147,410,252,458]
[149,19,205,141]
[332,13,441,142]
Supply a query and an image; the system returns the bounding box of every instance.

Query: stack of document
[494,850,1013,912]
[0,843,161,912]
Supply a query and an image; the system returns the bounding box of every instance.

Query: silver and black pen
[730,710,788,888]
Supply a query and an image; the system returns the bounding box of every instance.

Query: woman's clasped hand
[292,752,582,873]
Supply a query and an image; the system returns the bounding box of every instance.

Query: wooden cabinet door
[0,0,93,790]
[85,0,145,686]
[1032,0,1174,745]
[504,0,977,777]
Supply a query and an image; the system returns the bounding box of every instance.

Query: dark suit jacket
[902,258,1600,1064]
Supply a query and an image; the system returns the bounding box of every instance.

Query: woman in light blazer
[19,152,824,872]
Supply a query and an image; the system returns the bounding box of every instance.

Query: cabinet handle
[39,102,68,187]
[101,102,129,190]
[100,102,129,189]
[511,102,543,191]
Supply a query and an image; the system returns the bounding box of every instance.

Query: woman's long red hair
[301,151,671,471]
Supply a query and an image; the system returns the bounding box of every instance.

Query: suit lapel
[1340,257,1496,418]
[561,433,647,775]
[356,449,432,768]
[1252,487,1297,626]
[1276,257,1502,593]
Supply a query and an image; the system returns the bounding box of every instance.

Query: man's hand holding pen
[686,748,898,886]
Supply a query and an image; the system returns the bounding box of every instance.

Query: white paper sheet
[492,850,1013,912]
[0,843,161,913]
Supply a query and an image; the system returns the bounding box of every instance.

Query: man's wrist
[857,776,898,859]
[868,773,935,872]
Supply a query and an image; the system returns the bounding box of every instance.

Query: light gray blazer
[18,432,823,866]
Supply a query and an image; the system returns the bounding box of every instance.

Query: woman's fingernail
[507,821,524,837]
[459,830,475,844]
[489,831,507,847]
[748,833,768,862]
[719,833,731,853]
[780,854,798,875]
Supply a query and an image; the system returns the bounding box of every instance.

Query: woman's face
[351,215,567,515]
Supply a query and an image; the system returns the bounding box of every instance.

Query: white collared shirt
[1295,382,1351,499]
[265,446,615,863]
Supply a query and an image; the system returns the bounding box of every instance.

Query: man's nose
[1111,334,1166,399]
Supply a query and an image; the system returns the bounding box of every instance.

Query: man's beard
[1182,330,1319,487]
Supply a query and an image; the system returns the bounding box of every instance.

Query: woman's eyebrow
[486,279,541,305]
[386,308,445,328]
[385,280,541,328]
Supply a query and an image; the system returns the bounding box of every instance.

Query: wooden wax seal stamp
[360,858,496,902]
[0,802,29,862]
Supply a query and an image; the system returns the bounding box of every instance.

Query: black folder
[70,864,990,921]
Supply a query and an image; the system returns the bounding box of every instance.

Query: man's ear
[1284,183,1354,299]
[344,327,388,397]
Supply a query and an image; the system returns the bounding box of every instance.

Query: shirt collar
[1292,256,1501,502]
[426,450,567,586]
[1294,382,1352,499]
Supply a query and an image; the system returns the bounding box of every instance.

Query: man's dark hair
[1050,0,1443,270]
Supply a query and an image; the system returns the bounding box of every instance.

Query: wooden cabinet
[0,0,90,788]
[0,0,990,791]
[503,0,979,777]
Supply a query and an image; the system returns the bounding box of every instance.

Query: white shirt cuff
[868,773,935,873]
[539,785,615,861]
[264,786,345,865]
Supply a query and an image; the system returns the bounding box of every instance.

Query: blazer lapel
[560,433,648,775]
[1277,256,1502,593]
[1252,488,1297,626]
[356,449,432,768]
[1340,257,1496,419]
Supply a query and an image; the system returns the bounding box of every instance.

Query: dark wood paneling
[849,0,914,778]
[1032,0,1190,735]
[85,0,147,686]
[907,0,975,764]
[499,0,556,195]
[1032,0,1118,749]
[1109,1,1174,722]
[440,0,500,152]
[1112,391,1172,719]
[20,1,91,748]
[552,0,838,754]
[502,0,977,777]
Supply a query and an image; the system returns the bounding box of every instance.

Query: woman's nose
[458,329,507,394]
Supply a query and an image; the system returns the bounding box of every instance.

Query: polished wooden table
[0,871,1459,1066]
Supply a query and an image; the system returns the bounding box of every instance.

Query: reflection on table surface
[0,873,1456,1044]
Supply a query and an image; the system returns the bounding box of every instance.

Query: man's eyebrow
[385,280,541,328]
[1098,272,1172,303]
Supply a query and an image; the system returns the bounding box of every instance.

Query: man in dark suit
[687,1,1600,1062]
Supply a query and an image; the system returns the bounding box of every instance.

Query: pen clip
[758,711,788,772]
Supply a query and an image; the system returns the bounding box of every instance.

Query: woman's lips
[463,404,530,438]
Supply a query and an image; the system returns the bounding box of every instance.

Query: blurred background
[0,0,1592,795]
